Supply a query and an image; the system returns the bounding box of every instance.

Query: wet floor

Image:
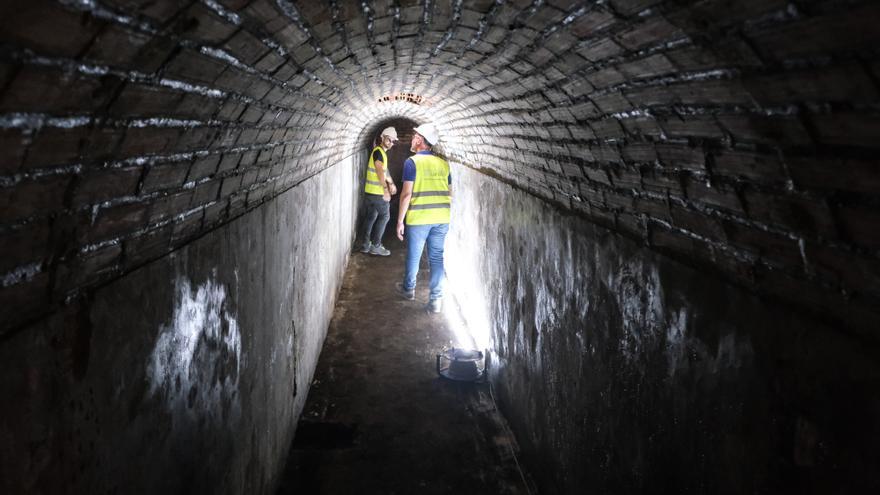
[276,236,532,494]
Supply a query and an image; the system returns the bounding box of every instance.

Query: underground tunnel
[1,0,879,493]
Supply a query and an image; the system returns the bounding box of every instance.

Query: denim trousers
[362,194,390,245]
[402,223,449,301]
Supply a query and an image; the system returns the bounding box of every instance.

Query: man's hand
[383,190,391,202]
[388,183,397,195]
[396,222,405,240]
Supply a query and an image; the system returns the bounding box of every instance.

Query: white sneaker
[359,241,372,253]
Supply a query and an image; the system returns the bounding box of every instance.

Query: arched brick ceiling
[1,0,878,335]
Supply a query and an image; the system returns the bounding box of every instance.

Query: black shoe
[396,282,415,300]
[426,298,442,313]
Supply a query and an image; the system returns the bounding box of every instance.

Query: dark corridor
[1,0,879,494]
[276,241,530,494]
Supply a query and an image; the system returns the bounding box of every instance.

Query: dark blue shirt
[402,151,452,183]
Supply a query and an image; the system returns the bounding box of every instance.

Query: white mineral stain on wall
[147,276,242,428]
[666,308,689,378]
[613,260,665,361]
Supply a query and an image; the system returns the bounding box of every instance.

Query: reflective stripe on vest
[406,154,450,225]
[365,146,387,195]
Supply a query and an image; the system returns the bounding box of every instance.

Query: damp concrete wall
[0,156,358,494]
[445,165,880,494]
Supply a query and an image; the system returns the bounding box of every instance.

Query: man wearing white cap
[395,123,452,313]
[360,126,399,255]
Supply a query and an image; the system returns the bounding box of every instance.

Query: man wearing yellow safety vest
[360,127,399,255]
[395,123,451,313]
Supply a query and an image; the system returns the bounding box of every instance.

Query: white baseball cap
[413,123,439,146]
[380,127,398,141]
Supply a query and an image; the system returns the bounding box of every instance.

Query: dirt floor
[276,236,533,494]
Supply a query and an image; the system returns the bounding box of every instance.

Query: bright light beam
[443,169,493,352]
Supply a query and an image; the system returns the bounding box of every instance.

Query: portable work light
[436,348,486,382]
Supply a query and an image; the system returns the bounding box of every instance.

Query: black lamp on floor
[436,348,486,382]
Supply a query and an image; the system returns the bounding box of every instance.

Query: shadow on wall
[0,158,360,494]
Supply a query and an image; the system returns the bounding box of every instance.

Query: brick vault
[0,1,878,494]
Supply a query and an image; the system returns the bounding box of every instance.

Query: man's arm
[448,171,452,199]
[396,180,413,240]
[374,160,391,201]
[386,175,397,196]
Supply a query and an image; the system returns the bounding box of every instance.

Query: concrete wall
[0,156,359,493]
[446,165,880,494]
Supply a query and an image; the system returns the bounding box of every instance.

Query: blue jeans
[362,194,390,245]
[403,223,449,301]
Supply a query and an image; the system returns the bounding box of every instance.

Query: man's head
[380,127,398,149]
[411,123,439,152]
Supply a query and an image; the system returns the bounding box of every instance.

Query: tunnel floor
[276,236,531,494]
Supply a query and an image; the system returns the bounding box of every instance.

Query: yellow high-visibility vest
[365,146,387,195]
[406,154,451,225]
